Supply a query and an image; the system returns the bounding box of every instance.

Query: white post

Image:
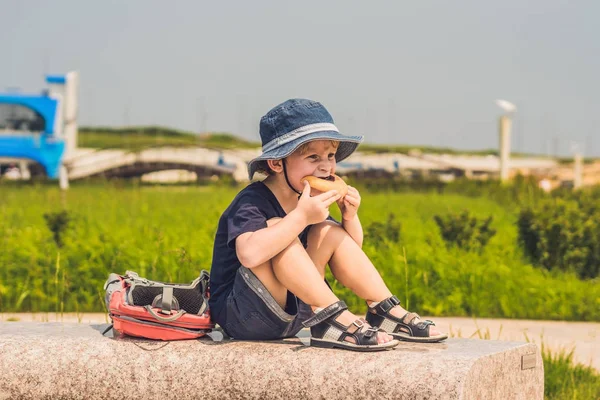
[499,115,512,182]
[573,152,583,189]
[64,71,79,157]
[18,160,31,180]
[59,164,69,190]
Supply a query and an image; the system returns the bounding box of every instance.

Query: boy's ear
[267,159,283,173]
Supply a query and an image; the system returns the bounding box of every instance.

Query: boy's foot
[386,307,444,337]
[334,310,395,345]
[366,296,448,342]
[304,301,399,351]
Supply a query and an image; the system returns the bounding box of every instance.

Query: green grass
[542,344,600,400]
[78,126,259,151]
[0,181,598,321]
[349,192,598,319]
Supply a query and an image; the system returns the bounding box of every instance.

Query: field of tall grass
[543,344,600,399]
[1,180,598,321]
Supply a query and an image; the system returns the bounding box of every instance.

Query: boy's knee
[309,220,344,240]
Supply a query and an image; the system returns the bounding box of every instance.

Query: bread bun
[301,174,348,197]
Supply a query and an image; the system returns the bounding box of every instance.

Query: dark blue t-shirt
[208,181,316,319]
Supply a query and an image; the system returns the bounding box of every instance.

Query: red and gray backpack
[103,270,214,340]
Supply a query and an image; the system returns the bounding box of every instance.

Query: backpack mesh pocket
[130,285,205,314]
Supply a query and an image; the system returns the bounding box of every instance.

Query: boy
[209,99,447,351]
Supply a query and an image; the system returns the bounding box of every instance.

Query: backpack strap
[199,270,210,295]
[144,306,186,322]
[197,270,210,315]
[160,287,174,314]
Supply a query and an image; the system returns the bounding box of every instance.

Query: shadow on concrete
[90,323,449,353]
[90,323,312,351]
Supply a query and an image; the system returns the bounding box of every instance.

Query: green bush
[434,210,496,252]
[43,210,73,248]
[365,213,401,247]
[518,197,600,279]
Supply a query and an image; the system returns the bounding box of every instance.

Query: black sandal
[302,300,399,352]
[365,295,448,343]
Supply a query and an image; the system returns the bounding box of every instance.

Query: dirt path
[431,317,598,371]
[2,313,597,371]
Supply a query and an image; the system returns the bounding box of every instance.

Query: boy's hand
[296,181,341,225]
[337,185,361,221]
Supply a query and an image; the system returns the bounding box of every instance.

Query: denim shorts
[220,266,313,340]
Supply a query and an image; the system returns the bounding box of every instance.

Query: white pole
[499,115,512,182]
[573,152,583,189]
[59,164,69,190]
[64,71,79,158]
[18,160,31,180]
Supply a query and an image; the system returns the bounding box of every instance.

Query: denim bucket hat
[248,98,364,180]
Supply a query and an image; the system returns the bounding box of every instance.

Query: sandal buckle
[380,300,394,313]
[352,319,364,329]
[364,326,378,338]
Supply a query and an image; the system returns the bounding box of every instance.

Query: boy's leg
[306,220,392,301]
[251,218,338,310]
[251,218,394,344]
[306,220,444,337]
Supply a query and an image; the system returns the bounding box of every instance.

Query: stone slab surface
[6,312,595,370]
[0,322,543,400]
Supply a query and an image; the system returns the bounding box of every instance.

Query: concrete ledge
[0,323,543,400]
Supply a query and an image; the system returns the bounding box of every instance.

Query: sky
[2,0,599,156]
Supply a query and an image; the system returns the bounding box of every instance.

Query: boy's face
[283,140,338,195]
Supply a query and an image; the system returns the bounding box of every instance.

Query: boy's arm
[236,184,340,269]
[342,214,363,248]
[235,209,307,269]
